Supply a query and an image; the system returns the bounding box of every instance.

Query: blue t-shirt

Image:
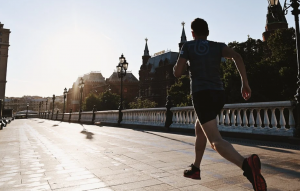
[179,39,227,94]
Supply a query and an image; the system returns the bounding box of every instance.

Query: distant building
[0,22,11,100]
[262,2,288,41]
[66,71,139,111]
[139,22,188,106]
[106,71,139,106]
[4,96,47,113]
[67,72,107,112]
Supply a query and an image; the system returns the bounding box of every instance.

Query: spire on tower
[181,21,187,43]
[144,38,149,56]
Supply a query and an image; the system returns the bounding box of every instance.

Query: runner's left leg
[194,119,207,168]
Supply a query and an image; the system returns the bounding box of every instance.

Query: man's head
[191,18,209,38]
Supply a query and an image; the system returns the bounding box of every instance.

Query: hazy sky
[0,0,296,97]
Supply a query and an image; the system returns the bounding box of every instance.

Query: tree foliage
[83,91,120,111]
[222,28,297,103]
[168,75,192,107]
[128,98,157,109]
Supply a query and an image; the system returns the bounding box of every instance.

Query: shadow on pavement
[223,137,300,151]
[256,145,294,153]
[38,121,44,123]
[139,131,194,146]
[52,122,62,127]
[134,129,300,152]
[263,163,300,179]
[81,130,94,140]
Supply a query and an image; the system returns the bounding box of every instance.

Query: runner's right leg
[200,118,244,168]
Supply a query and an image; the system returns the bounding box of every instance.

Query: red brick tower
[262,1,288,41]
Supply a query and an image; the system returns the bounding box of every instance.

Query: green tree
[128,98,157,109]
[83,93,101,111]
[168,75,192,107]
[98,91,120,111]
[221,28,297,103]
[83,91,120,111]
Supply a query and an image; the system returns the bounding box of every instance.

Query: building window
[0,38,2,42]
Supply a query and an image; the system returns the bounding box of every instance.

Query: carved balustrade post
[69,109,72,123]
[243,109,248,127]
[271,108,277,129]
[236,109,242,127]
[249,109,255,129]
[56,110,59,120]
[92,105,96,124]
[256,109,262,129]
[263,109,270,129]
[165,96,173,130]
[220,109,224,127]
[279,107,286,130]
[230,109,236,127]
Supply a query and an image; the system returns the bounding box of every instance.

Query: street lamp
[62,88,67,121]
[26,103,29,118]
[51,94,55,120]
[269,0,300,136]
[41,101,44,118]
[116,53,129,126]
[78,77,85,122]
[46,99,48,112]
[39,102,41,117]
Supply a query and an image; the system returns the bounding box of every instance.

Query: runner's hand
[241,83,251,101]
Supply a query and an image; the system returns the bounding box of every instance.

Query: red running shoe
[183,164,200,179]
[245,154,267,191]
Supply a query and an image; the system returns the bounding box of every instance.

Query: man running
[173,18,267,191]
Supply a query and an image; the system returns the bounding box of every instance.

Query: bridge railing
[122,108,166,126]
[39,101,296,137]
[94,110,119,123]
[81,112,93,123]
[171,101,295,136]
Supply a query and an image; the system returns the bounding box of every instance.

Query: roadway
[0,119,299,191]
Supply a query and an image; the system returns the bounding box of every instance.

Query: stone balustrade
[81,112,93,123]
[171,101,295,136]
[94,110,119,123]
[57,113,63,120]
[71,113,79,121]
[122,108,166,126]
[39,101,296,137]
[63,113,70,121]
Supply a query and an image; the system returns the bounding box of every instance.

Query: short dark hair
[191,18,209,36]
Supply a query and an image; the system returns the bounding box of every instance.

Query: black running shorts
[192,90,225,125]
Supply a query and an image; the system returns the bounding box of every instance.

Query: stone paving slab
[0,119,300,191]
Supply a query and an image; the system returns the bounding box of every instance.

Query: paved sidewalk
[0,119,299,191]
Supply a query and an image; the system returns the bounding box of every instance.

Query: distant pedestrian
[173,18,267,191]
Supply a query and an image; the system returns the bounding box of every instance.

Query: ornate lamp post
[56,109,59,120]
[39,102,41,117]
[41,101,44,118]
[45,99,48,112]
[78,77,85,122]
[62,88,67,121]
[116,54,129,126]
[269,0,300,136]
[51,94,55,120]
[26,103,29,118]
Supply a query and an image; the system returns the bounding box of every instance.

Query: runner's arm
[222,46,251,100]
[173,58,187,78]
[222,47,248,84]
